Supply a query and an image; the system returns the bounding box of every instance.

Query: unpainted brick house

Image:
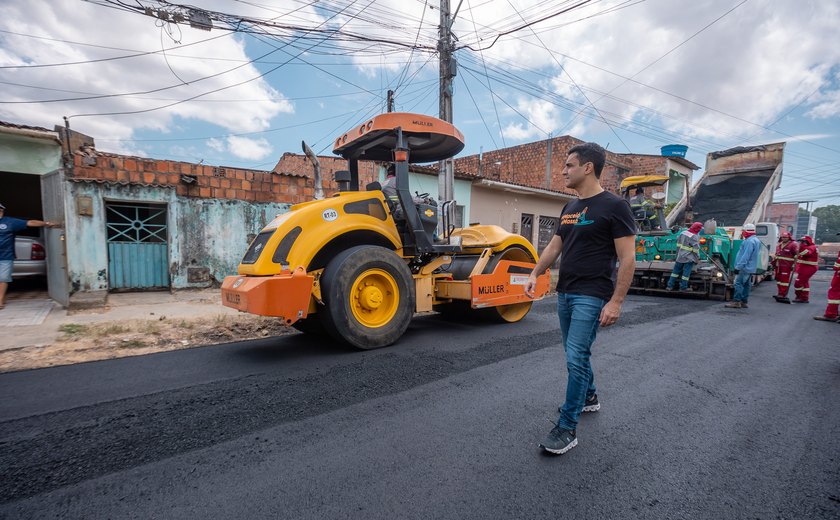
[766,202,799,235]
[454,136,699,258]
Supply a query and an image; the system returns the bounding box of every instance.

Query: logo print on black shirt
[561,207,595,227]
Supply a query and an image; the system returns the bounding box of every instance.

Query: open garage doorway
[1,171,48,300]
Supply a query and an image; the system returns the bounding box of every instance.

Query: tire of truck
[319,245,414,349]
[435,246,534,323]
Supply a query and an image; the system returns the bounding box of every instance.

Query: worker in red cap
[666,222,703,292]
[772,231,798,302]
[814,234,840,322]
[793,235,819,303]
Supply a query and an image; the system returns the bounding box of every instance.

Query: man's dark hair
[635,187,644,195]
[386,163,396,176]
[567,142,606,178]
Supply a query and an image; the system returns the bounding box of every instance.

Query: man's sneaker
[557,394,601,414]
[582,394,601,412]
[814,315,838,322]
[724,301,742,308]
[540,426,577,454]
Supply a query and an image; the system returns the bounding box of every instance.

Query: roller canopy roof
[333,112,464,163]
[619,175,670,190]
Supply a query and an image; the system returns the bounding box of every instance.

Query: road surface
[1,275,838,519]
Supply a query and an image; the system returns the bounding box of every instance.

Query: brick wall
[272,152,379,192]
[71,148,463,206]
[454,136,634,196]
[619,155,669,178]
[70,150,386,205]
[72,152,314,204]
[766,202,799,233]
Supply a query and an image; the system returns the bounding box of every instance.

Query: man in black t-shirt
[525,142,637,455]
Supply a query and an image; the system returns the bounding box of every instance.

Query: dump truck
[630,142,785,299]
[220,113,551,349]
[819,242,840,270]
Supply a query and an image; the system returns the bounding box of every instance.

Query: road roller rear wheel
[484,246,533,323]
[435,246,534,323]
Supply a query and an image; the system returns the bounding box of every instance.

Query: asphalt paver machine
[221,112,551,349]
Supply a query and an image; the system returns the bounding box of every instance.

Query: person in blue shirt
[725,223,762,309]
[0,202,57,309]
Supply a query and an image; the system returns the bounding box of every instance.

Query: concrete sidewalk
[0,288,239,351]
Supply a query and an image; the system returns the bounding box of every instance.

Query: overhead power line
[503,0,630,151]
[455,4,840,159]
[88,0,436,52]
[0,28,232,70]
[554,0,751,137]
[67,0,377,119]
[457,0,594,52]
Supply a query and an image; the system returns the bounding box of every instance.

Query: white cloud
[501,98,559,140]
[453,0,840,146]
[206,138,226,152]
[0,0,300,147]
[3,0,840,173]
[225,136,273,160]
[200,134,273,160]
[807,70,840,119]
[784,133,834,142]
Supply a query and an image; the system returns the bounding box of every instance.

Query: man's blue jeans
[556,293,606,431]
[733,271,752,303]
[666,261,694,290]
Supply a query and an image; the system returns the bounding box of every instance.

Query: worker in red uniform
[793,235,819,303]
[772,231,798,302]
[814,236,840,322]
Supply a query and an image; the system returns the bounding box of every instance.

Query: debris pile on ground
[0,315,296,373]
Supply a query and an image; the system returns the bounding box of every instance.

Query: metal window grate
[106,203,167,243]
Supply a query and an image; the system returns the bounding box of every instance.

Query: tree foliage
[813,205,840,243]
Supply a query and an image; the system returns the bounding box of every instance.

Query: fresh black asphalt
[0,277,838,519]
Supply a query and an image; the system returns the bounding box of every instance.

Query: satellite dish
[651,191,666,201]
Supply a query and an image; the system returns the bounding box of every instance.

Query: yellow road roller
[221,112,551,349]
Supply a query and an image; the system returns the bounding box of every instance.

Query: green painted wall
[0,134,61,174]
[378,169,471,227]
[668,169,686,204]
[65,182,291,293]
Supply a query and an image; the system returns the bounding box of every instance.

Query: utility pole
[438,0,456,231]
[387,89,395,112]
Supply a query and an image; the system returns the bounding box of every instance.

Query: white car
[13,236,47,279]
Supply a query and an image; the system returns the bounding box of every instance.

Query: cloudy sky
[1,0,839,207]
